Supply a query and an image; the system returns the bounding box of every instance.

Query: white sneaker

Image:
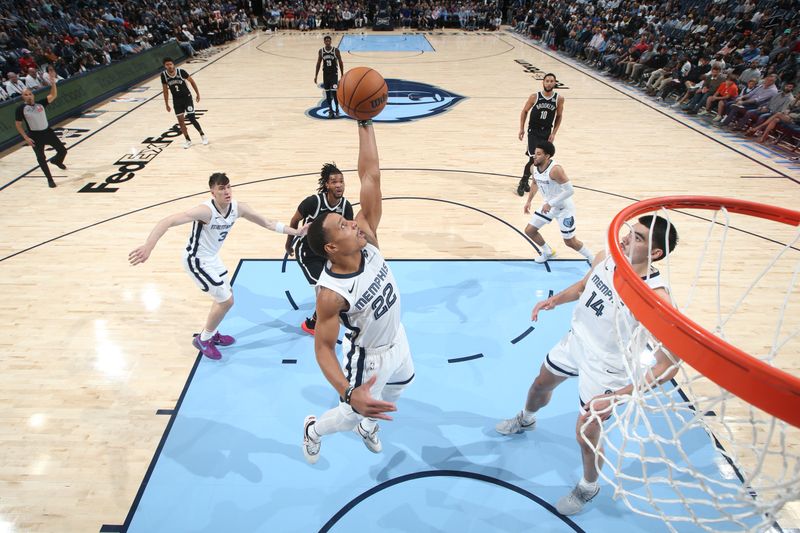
[183,140,192,149]
[713,115,724,123]
[495,411,536,435]
[534,249,556,263]
[355,422,382,453]
[697,108,708,116]
[201,135,209,145]
[556,483,600,515]
[303,415,321,464]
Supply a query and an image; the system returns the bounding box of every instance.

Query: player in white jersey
[523,141,593,264]
[128,172,308,360]
[496,215,680,516]
[301,119,415,464]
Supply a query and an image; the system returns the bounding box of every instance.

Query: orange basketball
[337,67,389,120]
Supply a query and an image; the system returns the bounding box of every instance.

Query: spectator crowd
[510,0,800,145]
[1,0,256,102]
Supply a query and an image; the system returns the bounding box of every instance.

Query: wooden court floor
[0,30,797,532]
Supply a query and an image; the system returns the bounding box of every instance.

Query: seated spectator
[23,67,45,89]
[719,73,779,126]
[174,27,196,57]
[748,96,800,143]
[682,65,726,113]
[4,71,26,97]
[702,72,740,116]
[730,81,796,131]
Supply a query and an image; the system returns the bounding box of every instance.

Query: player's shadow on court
[371,397,582,485]
[401,279,482,324]
[163,415,308,481]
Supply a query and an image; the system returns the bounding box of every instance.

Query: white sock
[522,409,536,424]
[578,477,599,491]
[200,329,216,342]
[541,243,553,255]
[577,245,594,262]
[359,418,377,434]
[307,422,321,443]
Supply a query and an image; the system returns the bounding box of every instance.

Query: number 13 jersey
[316,243,401,349]
[571,255,668,355]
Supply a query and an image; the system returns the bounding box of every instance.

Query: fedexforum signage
[78,111,205,193]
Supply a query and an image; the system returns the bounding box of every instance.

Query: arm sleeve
[548,182,574,207]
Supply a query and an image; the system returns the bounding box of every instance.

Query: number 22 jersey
[316,243,401,350]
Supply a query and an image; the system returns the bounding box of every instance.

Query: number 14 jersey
[571,255,668,355]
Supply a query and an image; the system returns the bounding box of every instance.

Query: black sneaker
[516,178,527,196]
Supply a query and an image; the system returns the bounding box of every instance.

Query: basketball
[337,67,389,121]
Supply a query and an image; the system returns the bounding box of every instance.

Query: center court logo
[307,79,465,122]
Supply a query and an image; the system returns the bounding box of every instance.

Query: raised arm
[238,202,308,237]
[128,204,211,265]
[531,251,606,320]
[45,69,57,103]
[354,121,381,243]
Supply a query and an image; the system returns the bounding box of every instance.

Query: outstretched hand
[297,222,311,237]
[531,297,556,321]
[128,245,152,266]
[349,375,397,420]
[583,393,617,422]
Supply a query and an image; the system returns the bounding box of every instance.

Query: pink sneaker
[192,335,222,360]
[211,332,236,346]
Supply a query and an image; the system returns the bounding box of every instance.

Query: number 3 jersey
[185,199,239,259]
[571,255,668,355]
[316,243,401,350]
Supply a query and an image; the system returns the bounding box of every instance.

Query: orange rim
[608,196,800,428]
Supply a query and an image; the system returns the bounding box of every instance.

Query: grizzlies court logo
[307,79,465,122]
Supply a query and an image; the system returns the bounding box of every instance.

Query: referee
[14,68,67,188]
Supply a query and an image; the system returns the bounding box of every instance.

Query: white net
[584,201,800,532]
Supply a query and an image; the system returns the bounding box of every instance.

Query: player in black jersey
[517,73,564,196]
[161,57,207,149]
[314,36,344,119]
[285,163,354,334]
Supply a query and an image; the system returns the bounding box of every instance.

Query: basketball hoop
[609,197,800,427]
[587,196,800,532]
